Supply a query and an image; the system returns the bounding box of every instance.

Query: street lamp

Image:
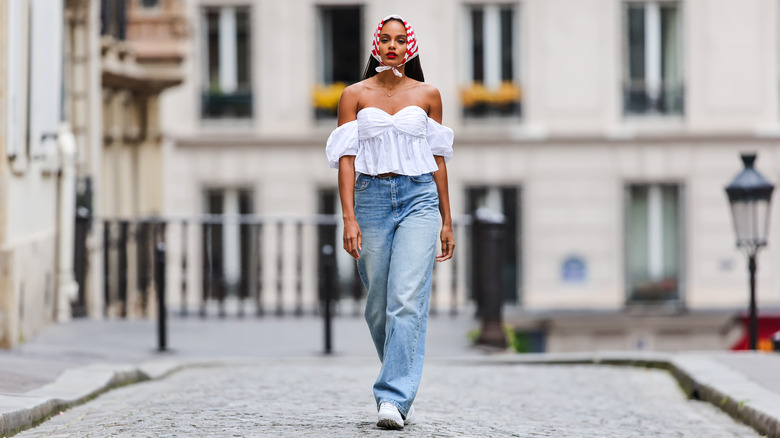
[725,153,775,351]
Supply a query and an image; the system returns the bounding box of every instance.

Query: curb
[460,352,780,438]
[0,359,186,436]
[0,357,332,436]
[670,355,780,438]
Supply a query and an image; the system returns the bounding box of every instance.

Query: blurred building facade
[94,0,186,318]
[0,0,79,348]
[0,0,186,348]
[2,0,776,351]
[159,0,780,337]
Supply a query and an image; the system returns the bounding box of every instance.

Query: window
[313,6,363,119]
[202,189,254,300]
[101,0,127,40]
[201,7,252,119]
[466,186,522,303]
[461,4,521,118]
[625,184,683,305]
[5,0,24,158]
[140,0,160,8]
[623,1,683,116]
[29,0,65,160]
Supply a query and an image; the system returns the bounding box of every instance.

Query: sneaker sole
[377,419,404,430]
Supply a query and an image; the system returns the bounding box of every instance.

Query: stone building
[157,0,780,352]
[0,0,186,348]
[87,0,187,318]
[0,0,79,348]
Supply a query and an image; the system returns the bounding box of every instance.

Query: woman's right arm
[336,85,362,260]
[338,156,360,259]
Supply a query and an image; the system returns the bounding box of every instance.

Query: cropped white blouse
[325,105,454,176]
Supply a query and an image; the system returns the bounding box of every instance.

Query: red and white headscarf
[370,14,419,77]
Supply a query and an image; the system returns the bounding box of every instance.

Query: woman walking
[325,14,455,430]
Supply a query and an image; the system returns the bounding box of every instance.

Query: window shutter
[5,0,24,158]
[28,0,64,160]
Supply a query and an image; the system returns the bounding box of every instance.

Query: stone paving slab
[711,352,780,393]
[11,358,759,438]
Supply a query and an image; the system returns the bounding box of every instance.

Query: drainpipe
[56,123,79,322]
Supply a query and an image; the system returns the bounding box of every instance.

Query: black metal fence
[85,215,469,321]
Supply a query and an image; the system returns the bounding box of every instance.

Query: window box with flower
[461,81,521,118]
[312,82,347,120]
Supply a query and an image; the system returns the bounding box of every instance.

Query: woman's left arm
[428,86,455,262]
[433,156,454,262]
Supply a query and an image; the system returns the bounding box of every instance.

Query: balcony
[201,90,253,120]
[101,0,186,93]
[623,80,684,116]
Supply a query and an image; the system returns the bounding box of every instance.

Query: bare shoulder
[338,82,369,124]
[414,82,443,122]
[417,82,441,100]
[341,81,367,100]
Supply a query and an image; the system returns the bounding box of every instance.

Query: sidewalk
[487,351,780,437]
[0,315,778,436]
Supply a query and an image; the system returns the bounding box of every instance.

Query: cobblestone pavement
[16,358,757,438]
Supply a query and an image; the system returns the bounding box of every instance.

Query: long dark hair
[362,56,425,82]
[362,18,425,82]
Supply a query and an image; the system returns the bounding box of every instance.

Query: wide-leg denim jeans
[354,172,439,419]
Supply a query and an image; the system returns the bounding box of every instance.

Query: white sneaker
[377,402,404,430]
[404,405,415,425]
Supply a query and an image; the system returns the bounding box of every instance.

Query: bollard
[773,331,780,352]
[180,220,188,317]
[118,221,128,318]
[318,222,338,355]
[103,222,111,318]
[72,207,90,317]
[155,242,167,352]
[323,243,334,354]
[322,239,337,355]
[474,209,508,349]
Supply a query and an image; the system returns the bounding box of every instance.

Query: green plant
[468,324,538,353]
[467,327,480,343]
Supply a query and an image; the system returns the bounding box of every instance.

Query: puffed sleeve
[325,120,359,169]
[426,118,454,163]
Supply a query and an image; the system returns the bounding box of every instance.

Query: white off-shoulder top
[325,105,454,176]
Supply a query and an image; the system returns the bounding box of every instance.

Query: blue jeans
[354,172,439,418]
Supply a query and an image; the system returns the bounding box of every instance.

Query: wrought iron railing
[623,80,684,116]
[201,91,253,119]
[82,215,470,320]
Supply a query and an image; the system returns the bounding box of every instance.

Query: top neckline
[357,105,427,117]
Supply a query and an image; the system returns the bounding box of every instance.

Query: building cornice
[172,131,780,149]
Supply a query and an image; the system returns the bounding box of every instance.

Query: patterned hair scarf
[370,14,419,77]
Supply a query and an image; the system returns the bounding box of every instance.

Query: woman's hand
[436,224,455,262]
[343,217,362,260]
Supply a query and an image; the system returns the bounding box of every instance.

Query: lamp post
[725,153,775,351]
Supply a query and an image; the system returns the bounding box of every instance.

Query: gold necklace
[375,76,408,97]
